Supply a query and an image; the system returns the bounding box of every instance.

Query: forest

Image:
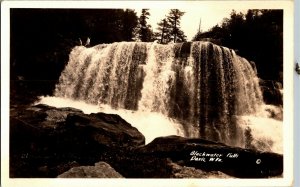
[10,8,283,102]
[193,10,283,83]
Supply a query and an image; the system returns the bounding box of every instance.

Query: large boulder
[10,104,282,179]
[136,136,283,178]
[57,162,123,178]
[10,104,145,177]
[97,136,283,178]
[65,112,145,147]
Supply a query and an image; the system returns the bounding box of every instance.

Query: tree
[136,9,154,42]
[10,9,140,83]
[192,9,283,83]
[155,9,187,44]
[167,9,187,43]
[154,18,171,44]
[192,24,227,45]
[122,9,139,41]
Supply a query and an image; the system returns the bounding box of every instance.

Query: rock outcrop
[66,112,145,147]
[10,104,145,177]
[10,104,283,178]
[137,136,283,178]
[102,136,283,178]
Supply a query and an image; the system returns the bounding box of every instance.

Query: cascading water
[41,41,282,153]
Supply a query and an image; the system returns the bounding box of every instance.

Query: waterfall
[54,41,267,148]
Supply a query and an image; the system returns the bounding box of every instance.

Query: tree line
[10,8,282,84]
[193,10,283,83]
[10,8,186,81]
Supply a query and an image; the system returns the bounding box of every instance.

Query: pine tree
[167,9,187,43]
[154,18,171,44]
[122,9,139,41]
[137,9,153,42]
[155,9,187,44]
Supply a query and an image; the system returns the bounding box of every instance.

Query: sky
[136,8,247,41]
[124,0,288,42]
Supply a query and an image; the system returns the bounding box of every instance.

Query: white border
[294,0,300,186]
[1,1,294,187]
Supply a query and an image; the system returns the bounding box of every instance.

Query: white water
[37,95,282,153]
[239,115,282,154]
[37,96,185,144]
[42,41,283,154]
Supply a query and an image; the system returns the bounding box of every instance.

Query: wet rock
[259,79,283,106]
[10,104,282,179]
[10,104,145,177]
[264,105,283,121]
[66,112,145,147]
[97,136,282,178]
[136,136,283,178]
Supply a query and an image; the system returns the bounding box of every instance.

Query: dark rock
[37,161,80,177]
[96,136,282,178]
[10,104,282,179]
[57,162,123,178]
[259,79,283,106]
[136,136,283,178]
[10,80,57,105]
[100,149,174,178]
[10,104,145,177]
[66,113,145,147]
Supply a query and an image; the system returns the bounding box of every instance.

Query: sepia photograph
[1,1,295,187]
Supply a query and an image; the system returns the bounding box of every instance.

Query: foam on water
[37,96,282,154]
[238,115,282,154]
[43,41,283,153]
[37,96,185,144]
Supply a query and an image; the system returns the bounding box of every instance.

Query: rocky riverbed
[10,104,283,178]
